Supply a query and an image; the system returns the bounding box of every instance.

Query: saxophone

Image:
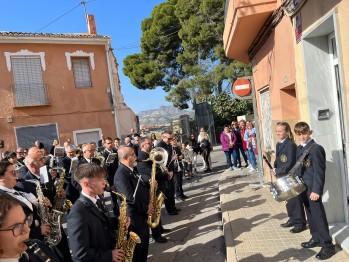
[52,167,73,213]
[111,191,141,262]
[147,148,167,228]
[94,152,106,166]
[26,179,62,246]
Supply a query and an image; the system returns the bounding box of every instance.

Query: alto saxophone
[25,179,62,246]
[147,148,167,228]
[52,167,73,213]
[111,191,141,262]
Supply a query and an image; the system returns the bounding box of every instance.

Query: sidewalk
[219,168,349,262]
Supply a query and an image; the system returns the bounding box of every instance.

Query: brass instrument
[147,147,167,228]
[25,179,62,246]
[111,191,141,262]
[52,167,73,213]
[94,152,106,166]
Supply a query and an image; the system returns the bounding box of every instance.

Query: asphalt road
[148,148,227,262]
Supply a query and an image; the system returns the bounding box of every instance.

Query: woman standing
[49,139,59,155]
[271,122,306,233]
[220,125,240,171]
[243,121,258,172]
[198,130,211,172]
[150,133,158,148]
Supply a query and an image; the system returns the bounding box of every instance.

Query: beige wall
[0,42,117,149]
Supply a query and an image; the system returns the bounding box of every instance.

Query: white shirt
[302,138,313,147]
[0,185,33,211]
[279,137,287,144]
[81,191,100,207]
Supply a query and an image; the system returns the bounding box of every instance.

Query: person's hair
[224,124,230,128]
[239,119,246,124]
[151,133,156,139]
[140,137,150,147]
[294,121,311,135]
[276,121,294,141]
[104,137,112,142]
[231,121,238,125]
[0,161,13,177]
[246,121,254,128]
[118,145,133,160]
[114,137,120,142]
[5,152,17,159]
[0,195,22,229]
[74,163,105,182]
[162,130,172,135]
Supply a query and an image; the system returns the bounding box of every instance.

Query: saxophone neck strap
[289,143,316,175]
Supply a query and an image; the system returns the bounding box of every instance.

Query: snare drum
[270,174,306,202]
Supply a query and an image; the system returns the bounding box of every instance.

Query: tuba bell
[147,147,168,228]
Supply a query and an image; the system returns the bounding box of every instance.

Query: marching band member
[114,146,154,262]
[271,122,306,233]
[67,163,125,262]
[171,137,187,201]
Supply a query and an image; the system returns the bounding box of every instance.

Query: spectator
[243,121,258,172]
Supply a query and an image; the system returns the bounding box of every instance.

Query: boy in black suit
[67,163,125,262]
[294,122,335,260]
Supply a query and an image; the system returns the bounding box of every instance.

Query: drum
[270,174,306,202]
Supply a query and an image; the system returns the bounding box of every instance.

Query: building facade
[0,16,137,151]
[224,0,349,251]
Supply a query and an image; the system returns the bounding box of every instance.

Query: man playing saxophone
[114,146,154,262]
[67,163,127,262]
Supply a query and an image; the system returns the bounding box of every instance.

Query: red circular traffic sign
[232,78,252,97]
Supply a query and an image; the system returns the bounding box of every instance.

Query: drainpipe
[105,40,121,137]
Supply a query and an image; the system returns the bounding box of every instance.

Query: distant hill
[138,105,195,126]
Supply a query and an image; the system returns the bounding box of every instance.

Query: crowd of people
[0,127,213,262]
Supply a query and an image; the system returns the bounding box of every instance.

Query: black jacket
[273,137,297,176]
[67,194,117,262]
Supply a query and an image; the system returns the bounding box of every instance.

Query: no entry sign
[232,78,252,97]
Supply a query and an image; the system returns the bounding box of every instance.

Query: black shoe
[238,165,242,168]
[176,208,181,212]
[204,168,211,173]
[290,225,306,233]
[244,164,249,168]
[181,194,189,199]
[280,220,294,228]
[154,236,167,243]
[315,247,335,260]
[160,228,171,233]
[301,239,321,248]
[168,211,178,215]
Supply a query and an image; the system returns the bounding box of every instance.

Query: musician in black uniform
[100,137,119,216]
[114,146,154,262]
[0,194,59,262]
[67,163,125,262]
[136,137,170,243]
[171,137,187,201]
[294,122,335,260]
[271,122,306,233]
[157,130,179,215]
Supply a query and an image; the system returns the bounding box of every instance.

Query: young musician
[294,122,335,260]
[271,122,306,233]
[67,163,125,262]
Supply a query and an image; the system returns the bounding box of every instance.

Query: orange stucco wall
[0,42,117,150]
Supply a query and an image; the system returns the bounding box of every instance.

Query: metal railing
[11,83,50,107]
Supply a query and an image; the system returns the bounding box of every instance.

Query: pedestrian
[184,133,199,173]
[231,121,248,167]
[198,130,212,173]
[294,121,335,260]
[243,121,258,172]
[271,121,306,233]
[220,125,241,171]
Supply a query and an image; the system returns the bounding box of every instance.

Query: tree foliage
[211,92,254,127]
[122,0,252,115]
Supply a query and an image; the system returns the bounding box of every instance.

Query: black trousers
[202,148,211,169]
[129,213,149,262]
[164,178,176,213]
[174,171,183,197]
[300,191,334,247]
[286,195,306,226]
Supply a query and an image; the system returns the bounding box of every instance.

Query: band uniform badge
[280,154,287,163]
[303,159,311,168]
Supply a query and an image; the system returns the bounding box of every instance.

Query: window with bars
[72,58,92,88]
[11,56,48,106]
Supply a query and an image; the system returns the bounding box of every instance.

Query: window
[72,58,92,88]
[73,128,101,145]
[15,123,58,149]
[11,56,48,106]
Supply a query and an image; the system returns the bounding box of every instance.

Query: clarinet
[24,240,51,262]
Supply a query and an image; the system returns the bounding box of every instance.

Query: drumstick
[262,155,273,170]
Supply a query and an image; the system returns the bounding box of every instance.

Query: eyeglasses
[0,214,33,237]
[129,152,136,156]
[6,170,18,176]
[164,137,173,140]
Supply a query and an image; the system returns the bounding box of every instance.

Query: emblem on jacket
[280,155,287,163]
[303,159,311,168]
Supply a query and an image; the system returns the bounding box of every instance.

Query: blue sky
[0,0,173,113]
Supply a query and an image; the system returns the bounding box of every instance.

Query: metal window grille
[72,58,92,87]
[11,56,48,106]
[75,130,100,145]
[15,123,58,149]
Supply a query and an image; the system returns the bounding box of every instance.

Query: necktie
[96,198,104,211]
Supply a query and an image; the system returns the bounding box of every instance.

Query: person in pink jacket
[220,125,241,171]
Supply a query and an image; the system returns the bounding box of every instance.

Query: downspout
[105,40,121,137]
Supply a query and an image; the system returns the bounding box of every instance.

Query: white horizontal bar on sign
[235,84,250,90]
